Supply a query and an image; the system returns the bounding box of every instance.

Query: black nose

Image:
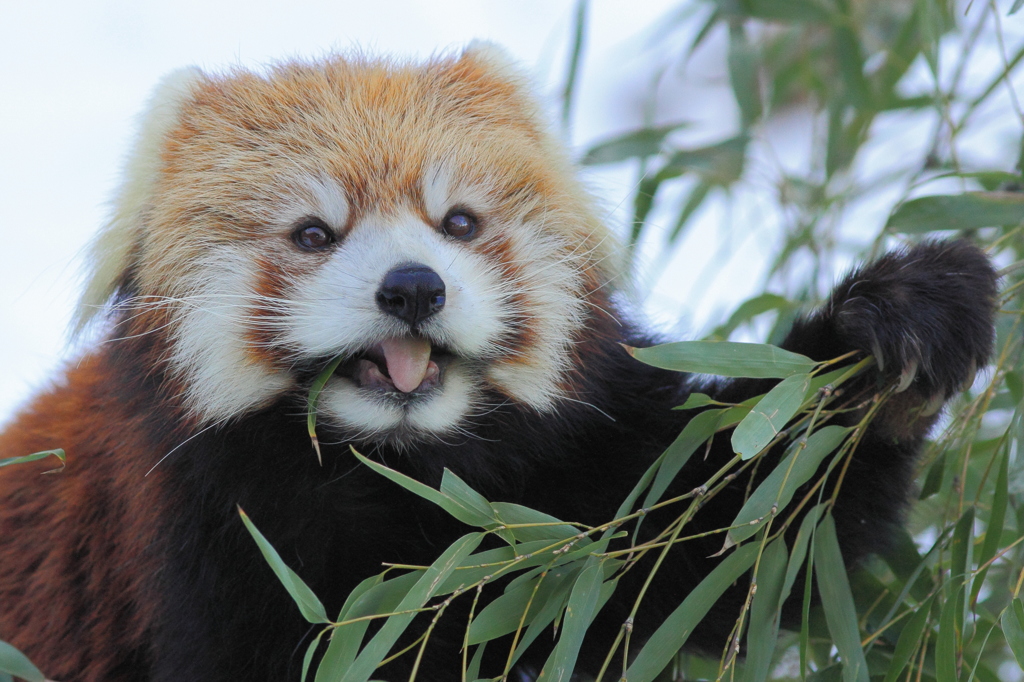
[376,264,446,328]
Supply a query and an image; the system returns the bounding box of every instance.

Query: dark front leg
[787,240,996,435]
[651,240,1000,653]
[777,239,997,555]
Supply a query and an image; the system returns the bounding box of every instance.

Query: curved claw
[963,359,978,391]
[896,358,918,393]
[921,392,945,417]
[870,338,885,372]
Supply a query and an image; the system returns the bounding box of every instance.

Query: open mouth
[335,337,453,395]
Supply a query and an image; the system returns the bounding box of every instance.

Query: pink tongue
[380,337,432,393]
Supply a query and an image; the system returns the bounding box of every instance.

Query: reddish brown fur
[0,351,180,681]
[246,254,307,366]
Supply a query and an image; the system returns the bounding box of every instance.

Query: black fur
[99,240,996,680]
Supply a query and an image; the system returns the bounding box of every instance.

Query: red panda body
[0,49,999,681]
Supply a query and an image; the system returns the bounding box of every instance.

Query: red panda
[0,46,997,681]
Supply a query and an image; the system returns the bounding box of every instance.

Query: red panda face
[82,50,619,444]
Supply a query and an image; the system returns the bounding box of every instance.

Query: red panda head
[77,46,621,443]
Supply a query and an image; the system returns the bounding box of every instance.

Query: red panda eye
[292,220,334,251]
[441,210,477,239]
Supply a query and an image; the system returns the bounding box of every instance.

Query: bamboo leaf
[687,7,722,57]
[538,559,606,681]
[718,397,758,428]
[468,566,576,645]
[350,447,448,508]
[509,572,619,674]
[0,641,43,682]
[729,426,851,544]
[832,11,871,109]
[317,572,424,679]
[679,393,716,409]
[440,469,498,527]
[314,573,392,678]
[728,23,762,128]
[465,642,486,682]
[875,3,924,99]
[708,293,791,341]
[730,0,833,22]
[882,595,934,682]
[626,136,747,246]
[825,104,867,178]
[438,541,554,594]
[340,533,483,682]
[782,505,825,605]
[301,630,326,682]
[629,174,663,247]
[950,508,974,626]
[814,514,868,682]
[731,373,812,459]
[936,587,962,682]
[887,192,1024,233]
[972,444,1009,606]
[642,408,724,508]
[560,0,587,133]
[1012,0,1024,14]
[609,441,670,525]
[239,508,329,624]
[657,135,748,185]
[626,341,816,378]
[307,356,345,463]
[881,529,933,603]
[338,573,389,620]
[1005,371,1023,404]
[0,448,65,473]
[581,122,690,165]
[505,568,587,671]
[938,170,1024,191]
[343,572,424,621]
[350,448,487,528]
[1003,598,1024,668]
[742,538,789,682]
[666,180,711,245]
[917,0,942,76]
[920,450,945,499]
[490,502,580,543]
[626,543,759,681]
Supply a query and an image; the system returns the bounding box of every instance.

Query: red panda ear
[459,41,526,82]
[73,67,204,337]
[449,41,552,133]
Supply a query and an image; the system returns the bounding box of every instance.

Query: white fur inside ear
[74,66,205,335]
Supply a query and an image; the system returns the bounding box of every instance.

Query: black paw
[828,240,998,404]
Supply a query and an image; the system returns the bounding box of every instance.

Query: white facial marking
[280,209,509,361]
[168,250,293,422]
[422,164,497,222]
[484,220,588,409]
[405,364,478,433]
[264,173,350,232]
[166,170,591,443]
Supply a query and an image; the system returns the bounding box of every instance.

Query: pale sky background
[2,1,1022,426]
